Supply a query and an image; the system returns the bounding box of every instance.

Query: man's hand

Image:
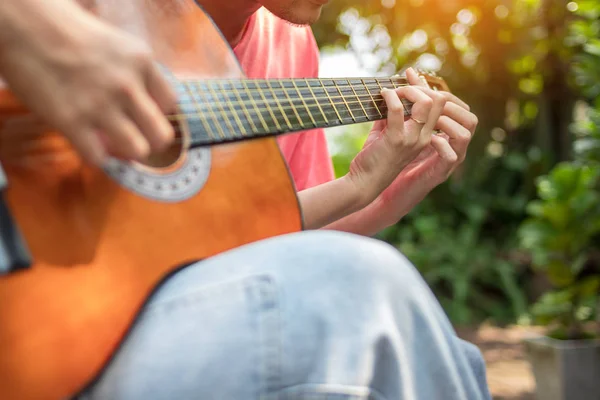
[370,68,478,226]
[0,0,177,166]
[346,70,448,207]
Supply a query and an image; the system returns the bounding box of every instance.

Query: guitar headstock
[414,69,450,92]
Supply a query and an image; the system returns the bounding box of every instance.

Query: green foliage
[518,163,600,339]
[516,1,600,341]
[570,1,600,164]
[573,105,600,163]
[315,0,600,330]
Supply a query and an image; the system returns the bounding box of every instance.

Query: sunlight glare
[566,2,578,12]
[494,5,509,19]
[408,29,428,49]
[415,53,442,71]
[457,9,477,26]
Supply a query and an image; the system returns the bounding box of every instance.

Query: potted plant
[518,161,600,400]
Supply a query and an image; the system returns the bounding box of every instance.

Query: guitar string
[163,102,415,146]
[166,98,412,125]
[166,80,418,122]
[177,81,415,104]
[167,93,412,143]
[166,94,413,120]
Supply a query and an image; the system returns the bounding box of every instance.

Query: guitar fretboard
[172,77,414,146]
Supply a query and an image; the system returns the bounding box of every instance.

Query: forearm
[298,175,372,230]
[322,197,393,237]
[298,177,400,237]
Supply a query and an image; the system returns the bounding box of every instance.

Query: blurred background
[310,0,600,398]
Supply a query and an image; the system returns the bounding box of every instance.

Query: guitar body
[0,1,302,399]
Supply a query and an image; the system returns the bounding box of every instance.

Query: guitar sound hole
[139,119,186,169]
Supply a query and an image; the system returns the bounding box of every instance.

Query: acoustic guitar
[0,1,449,399]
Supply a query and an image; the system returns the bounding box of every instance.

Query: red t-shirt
[233,7,335,191]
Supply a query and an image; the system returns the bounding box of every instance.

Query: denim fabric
[80,231,492,400]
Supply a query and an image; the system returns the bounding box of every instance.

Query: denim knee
[285,230,426,294]
[272,230,436,326]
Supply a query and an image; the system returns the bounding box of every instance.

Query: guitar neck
[173,77,414,147]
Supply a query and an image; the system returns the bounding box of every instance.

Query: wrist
[343,172,378,211]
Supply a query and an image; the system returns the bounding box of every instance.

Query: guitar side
[0,2,302,399]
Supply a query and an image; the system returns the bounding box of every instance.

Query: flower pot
[523,335,600,400]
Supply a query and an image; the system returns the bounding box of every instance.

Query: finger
[96,111,150,160]
[126,84,175,151]
[63,125,107,166]
[442,102,479,134]
[436,115,471,162]
[430,134,458,168]
[385,86,432,135]
[396,85,447,142]
[406,67,428,88]
[145,63,178,114]
[380,87,407,138]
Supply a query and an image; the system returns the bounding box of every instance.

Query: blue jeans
[81,231,492,399]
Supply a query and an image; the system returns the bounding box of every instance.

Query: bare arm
[298,179,392,237]
[297,175,367,230]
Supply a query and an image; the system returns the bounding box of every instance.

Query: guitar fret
[265,80,293,130]
[277,80,305,129]
[319,80,343,124]
[183,82,221,140]
[374,79,388,116]
[205,82,236,138]
[241,80,269,132]
[365,79,383,118]
[292,80,317,127]
[347,79,370,121]
[216,81,247,136]
[229,80,258,132]
[253,82,282,131]
[305,79,329,124]
[333,80,356,123]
